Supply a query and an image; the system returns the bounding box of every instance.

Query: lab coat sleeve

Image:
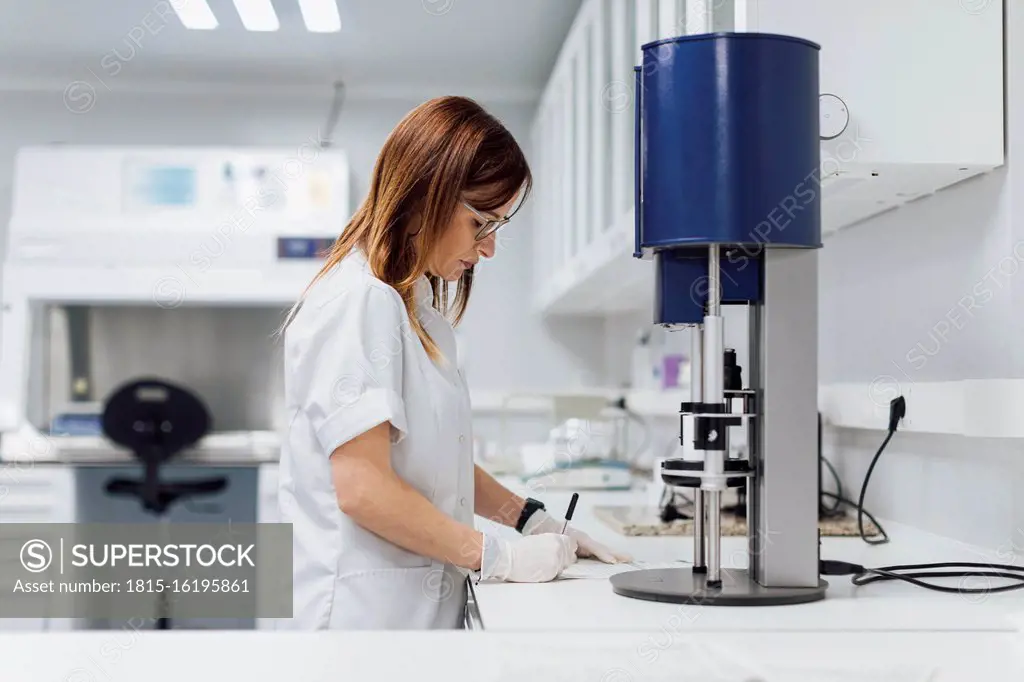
[300,283,410,455]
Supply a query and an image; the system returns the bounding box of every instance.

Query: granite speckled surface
[593,505,883,538]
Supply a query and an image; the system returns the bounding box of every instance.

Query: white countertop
[474,481,1024,634]
[0,425,280,465]
[0,478,1022,679]
[0,631,1021,681]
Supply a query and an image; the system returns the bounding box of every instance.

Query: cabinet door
[0,464,74,522]
[0,465,75,631]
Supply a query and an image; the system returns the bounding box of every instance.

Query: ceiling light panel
[174,0,339,32]
[297,0,342,33]
[171,0,219,29]
[232,0,280,31]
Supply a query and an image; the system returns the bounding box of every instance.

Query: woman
[277,95,630,631]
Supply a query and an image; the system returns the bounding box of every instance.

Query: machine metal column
[748,248,821,587]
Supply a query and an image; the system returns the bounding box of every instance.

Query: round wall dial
[820,94,849,140]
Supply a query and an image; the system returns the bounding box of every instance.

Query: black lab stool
[101,377,228,629]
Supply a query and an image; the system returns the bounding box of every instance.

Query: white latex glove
[479,533,578,582]
[522,509,633,564]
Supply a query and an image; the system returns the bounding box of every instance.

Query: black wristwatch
[515,497,546,534]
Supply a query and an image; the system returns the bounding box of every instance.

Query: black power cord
[818,435,890,543]
[821,395,1024,595]
[816,397,903,546]
[821,559,1024,595]
[819,454,843,515]
[857,396,905,544]
[820,490,888,544]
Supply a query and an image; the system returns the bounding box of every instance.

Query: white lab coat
[276,248,475,629]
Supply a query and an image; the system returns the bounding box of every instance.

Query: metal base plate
[610,568,828,606]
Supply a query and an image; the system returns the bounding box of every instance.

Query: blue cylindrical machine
[614,32,828,606]
[634,32,822,324]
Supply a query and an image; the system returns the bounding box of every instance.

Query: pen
[561,492,579,534]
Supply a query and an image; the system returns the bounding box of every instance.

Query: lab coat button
[459,434,465,443]
[459,497,467,507]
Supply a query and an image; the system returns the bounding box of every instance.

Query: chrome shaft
[703,245,725,586]
[693,489,706,570]
[707,490,722,584]
[690,325,706,570]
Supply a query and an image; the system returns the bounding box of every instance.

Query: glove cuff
[521,508,557,536]
[479,534,512,581]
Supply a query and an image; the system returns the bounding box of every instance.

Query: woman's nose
[477,233,497,259]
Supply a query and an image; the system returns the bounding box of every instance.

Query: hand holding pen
[561,492,579,534]
[521,491,632,564]
[561,492,632,563]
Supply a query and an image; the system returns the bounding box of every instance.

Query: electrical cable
[819,454,844,515]
[821,559,1024,595]
[820,490,888,544]
[818,398,895,545]
[822,395,1024,596]
[658,485,693,523]
[855,427,897,545]
[818,399,900,544]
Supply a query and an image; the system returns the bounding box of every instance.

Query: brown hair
[290,95,531,362]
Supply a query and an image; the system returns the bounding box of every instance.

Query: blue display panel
[277,237,335,259]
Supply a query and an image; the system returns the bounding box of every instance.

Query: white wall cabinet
[747,0,1004,237]
[530,0,1004,317]
[531,0,650,316]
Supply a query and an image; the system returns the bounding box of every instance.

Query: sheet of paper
[557,559,691,580]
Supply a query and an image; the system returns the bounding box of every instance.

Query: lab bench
[0,630,1020,681]
[472,482,1024,636]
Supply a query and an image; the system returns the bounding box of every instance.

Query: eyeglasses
[463,185,527,241]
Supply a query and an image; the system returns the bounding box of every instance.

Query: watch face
[517,498,544,532]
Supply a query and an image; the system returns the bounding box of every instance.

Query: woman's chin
[440,265,467,281]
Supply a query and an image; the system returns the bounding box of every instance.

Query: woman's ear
[406,211,423,237]
[407,211,431,271]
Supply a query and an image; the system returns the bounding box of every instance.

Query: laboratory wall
[0,88,605,397]
[819,1,1024,551]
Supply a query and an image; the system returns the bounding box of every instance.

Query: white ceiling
[0,0,583,101]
